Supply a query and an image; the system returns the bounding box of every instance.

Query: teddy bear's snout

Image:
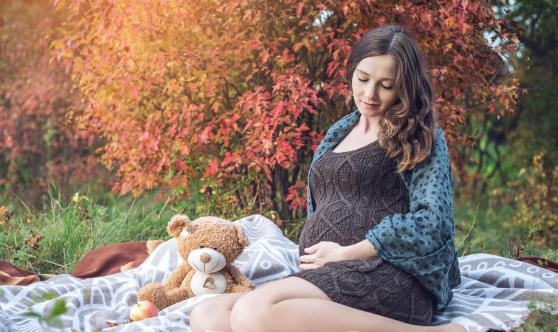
[200,253,211,263]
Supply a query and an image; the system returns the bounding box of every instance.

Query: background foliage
[0,1,105,204]
[460,0,558,250]
[0,0,556,275]
[51,0,518,223]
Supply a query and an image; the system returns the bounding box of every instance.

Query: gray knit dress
[291,140,434,325]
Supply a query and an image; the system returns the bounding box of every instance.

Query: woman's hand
[299,241,347,270]
[299,240,378,270]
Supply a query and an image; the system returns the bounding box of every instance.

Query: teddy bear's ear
[234,224,250,248]
[167,214,195,238]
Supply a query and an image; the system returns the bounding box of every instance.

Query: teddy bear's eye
[199,245,205,249]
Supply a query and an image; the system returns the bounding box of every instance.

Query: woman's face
[351,54,399,118]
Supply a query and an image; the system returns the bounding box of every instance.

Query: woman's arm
[342,239,378,260]
[366,126,454,260]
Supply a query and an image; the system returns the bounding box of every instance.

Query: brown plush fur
[138,214,255,309]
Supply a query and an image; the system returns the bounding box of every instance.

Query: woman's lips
[362,101,381,110]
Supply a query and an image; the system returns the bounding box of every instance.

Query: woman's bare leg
[229,276,466,332]
[190,292,246,332]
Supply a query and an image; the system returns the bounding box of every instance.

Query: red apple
[130,300,159,321]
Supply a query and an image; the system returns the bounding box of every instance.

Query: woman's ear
[167,214,193,237]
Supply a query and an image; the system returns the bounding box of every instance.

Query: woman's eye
[381,85,393,89]
[358,77,368,82]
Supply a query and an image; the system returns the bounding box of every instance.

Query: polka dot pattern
[306,110,461,311]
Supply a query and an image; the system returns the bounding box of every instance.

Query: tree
[54,0,519,221]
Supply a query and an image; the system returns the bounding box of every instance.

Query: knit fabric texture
[306,109,461,311]
[293,141,434,324]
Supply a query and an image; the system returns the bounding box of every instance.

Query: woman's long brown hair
[345,24,437,172]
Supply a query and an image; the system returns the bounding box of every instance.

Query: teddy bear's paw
[138,283,167,307]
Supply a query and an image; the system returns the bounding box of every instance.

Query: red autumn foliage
[53,0,518,220]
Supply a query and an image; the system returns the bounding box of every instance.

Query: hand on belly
[299,241,347,270]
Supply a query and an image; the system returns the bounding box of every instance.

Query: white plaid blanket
[1,214,557,332]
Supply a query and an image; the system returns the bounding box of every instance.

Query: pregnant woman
[190,24,465,332]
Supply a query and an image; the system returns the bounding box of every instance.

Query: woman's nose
[363,84,377,100]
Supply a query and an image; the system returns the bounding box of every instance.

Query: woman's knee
[190,294,243,332]
[230,277,330,332]
[190,299,214,332]
[230,293,270,332]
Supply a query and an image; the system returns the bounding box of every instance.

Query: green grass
[515,310,558,332]
[2,187,556,272]
[513,299,558,332]
[454,196,558,261]
[0,188,175,274]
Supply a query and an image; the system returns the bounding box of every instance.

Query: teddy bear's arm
[141,267,195,310]
[163,263,193,290]
[227,265,256,291]
[162,285,195,307]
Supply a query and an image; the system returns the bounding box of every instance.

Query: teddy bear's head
[167,214,250,274]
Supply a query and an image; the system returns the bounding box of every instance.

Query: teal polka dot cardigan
[306,109,461,311]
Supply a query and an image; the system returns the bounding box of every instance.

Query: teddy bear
[137,214,255,310]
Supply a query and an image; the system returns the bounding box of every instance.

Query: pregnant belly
[298,214,369,257]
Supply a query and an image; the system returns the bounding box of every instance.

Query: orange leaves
[221,152,236,167]
[24,230,44,251]
[154,154,170,173]
[202,68,319,187]
[295,3,304,17]
[277,48,295,67]
[54,0,263,194]
[275,139,297,168]
[419,11,433,25]
[198,125,214,145]
[203,159,220,178]
[285,181,307,211]
[175,158,188,172]
[0,206,12,227]
[259,49,271,64]
[46,0,520,217]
